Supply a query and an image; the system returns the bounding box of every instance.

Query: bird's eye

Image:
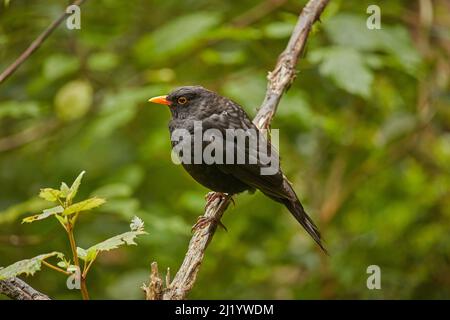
[177,97,188,105]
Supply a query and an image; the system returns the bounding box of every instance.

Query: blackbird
[149,86,326,253]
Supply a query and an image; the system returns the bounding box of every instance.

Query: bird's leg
[191,215,228,232]
[204,192,235,208]
[192,192,235,232]
[205,191,226,207]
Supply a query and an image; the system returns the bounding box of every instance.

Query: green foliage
[0,100,41,119]
[309,47,374,97]
[63,198,106,216]
[22,205,64,223]
[78,216,147,262]
[1,0,449,300]
[135,12,221,64]
[54,81,93,122]
[1,171,146,299]
[43,54,80,81]
[0,252,63,280]
[39,188,62,202]
[22,171,105,223]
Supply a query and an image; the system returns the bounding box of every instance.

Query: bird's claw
[205,192,235,208]
[191,215,228,232]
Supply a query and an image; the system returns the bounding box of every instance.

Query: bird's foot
[191,215,228,233]
[204,192,235,208]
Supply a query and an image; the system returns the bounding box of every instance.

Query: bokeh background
[1,0,449,299]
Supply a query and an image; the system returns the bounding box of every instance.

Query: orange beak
[148,95,171,105]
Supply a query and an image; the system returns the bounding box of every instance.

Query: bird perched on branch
[149,86,326,253]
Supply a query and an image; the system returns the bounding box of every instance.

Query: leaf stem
[66,223,89,300]
[42,260,71,276]
[82,258,95,278]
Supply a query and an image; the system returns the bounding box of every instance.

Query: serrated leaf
[78,230,147,261]
[22,205,64,223]
[0,252,64,280]
[130,216,144,231]
[66,171,85,202]
[63,197,106,216]
[39,188,62,202]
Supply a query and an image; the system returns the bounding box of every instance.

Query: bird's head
[148,86,221,119]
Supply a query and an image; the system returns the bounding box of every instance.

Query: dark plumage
[149,86,327,253]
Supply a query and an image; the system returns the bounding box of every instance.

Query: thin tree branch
[0,0,86,85]
[0,277,50,300]
[146,0,330,300]
[0,119,60,153]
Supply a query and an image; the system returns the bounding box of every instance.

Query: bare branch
[0,0,87,85]
[0,277,50,300]
[0,119,59,153]
[147,0,330,300]
[253,0,330,129]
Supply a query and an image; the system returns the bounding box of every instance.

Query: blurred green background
[1,0,449,299]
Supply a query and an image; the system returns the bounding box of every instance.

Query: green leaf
[134,12,221,63]
[66,171,85,202]
[324,14,379,51]
[22,205,64,223]
[54,81,93,122]
[43,54,80,80]
[222,72,266,112]
[309,47,373,98]
[0,252,64,280]
[78,230,147,262]
[76,247,88,261]
[60,182,70,198]
[39,188,62,202]
[87,52,119,72]
[91,183,133,198]
[63,197,106,216]
[78,218,147,262]
[323,14,422,76]
[0,100,41,120]
[264,22,295,39]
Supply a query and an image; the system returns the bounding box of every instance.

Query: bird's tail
[282,198,328,254]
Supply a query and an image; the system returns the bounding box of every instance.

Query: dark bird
[149,86,326,253]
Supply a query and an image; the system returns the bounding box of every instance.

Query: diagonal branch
[146,0,330,300]
[0,277,50,300]
[0,0,87,85]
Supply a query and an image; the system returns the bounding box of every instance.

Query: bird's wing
[202,100,294,201]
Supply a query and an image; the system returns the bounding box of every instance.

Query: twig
[0,277,50,300]
[0,119,60,153]
[0,0,86,85]
[252,0,329,129]
[142,262,163,300]
[42,260,71,276]
[146,0,330,300]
